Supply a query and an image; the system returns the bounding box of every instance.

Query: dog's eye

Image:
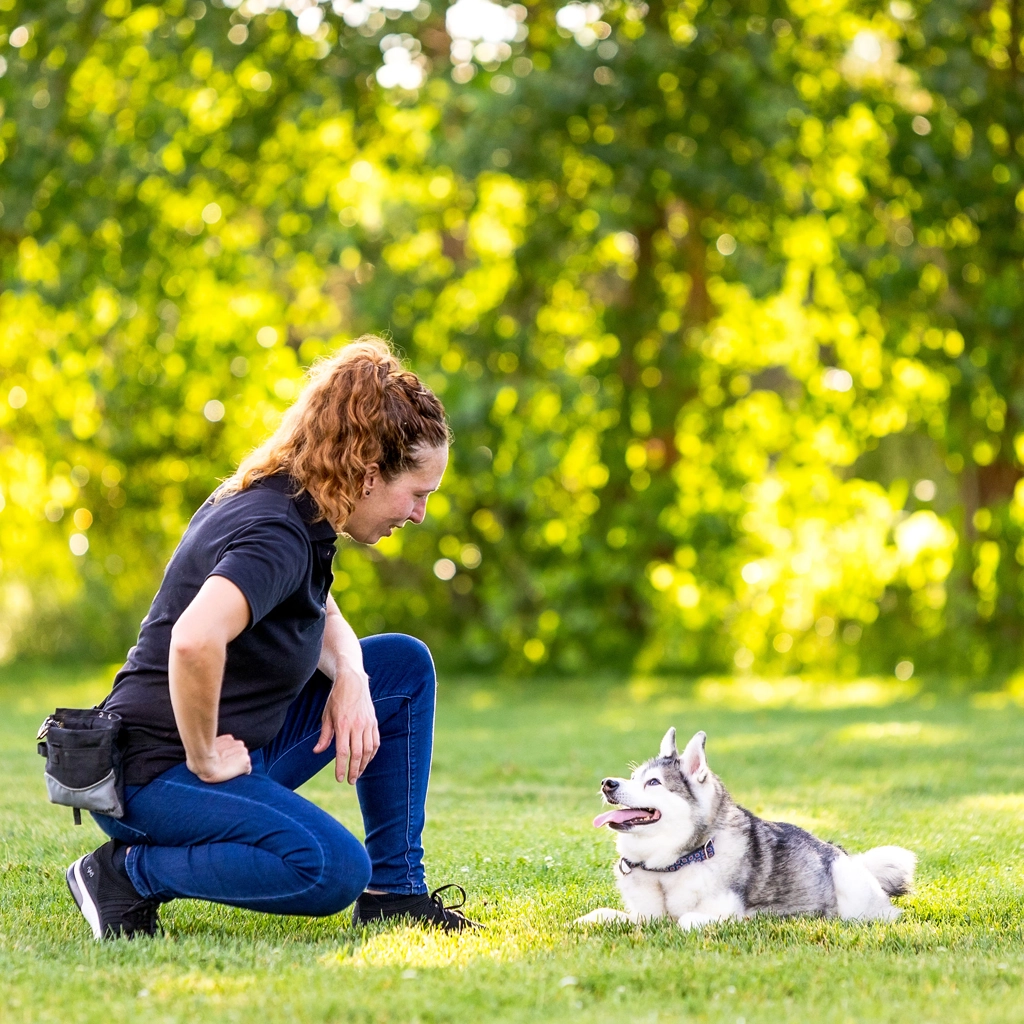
[644,778,661,788]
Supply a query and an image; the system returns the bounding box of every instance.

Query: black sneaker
[66,840,162,940]
[352,884,480,933]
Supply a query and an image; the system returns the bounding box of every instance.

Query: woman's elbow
[169,623,223,666]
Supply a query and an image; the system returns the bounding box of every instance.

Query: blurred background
[1,0,1022,681]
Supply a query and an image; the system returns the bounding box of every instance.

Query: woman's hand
[315,668,380,784]
[188,733,252,783]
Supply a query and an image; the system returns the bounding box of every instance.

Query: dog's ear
[659,727,678,758]
[680,730,708,783]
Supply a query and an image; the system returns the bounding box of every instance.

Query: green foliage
[2,0,1024,674]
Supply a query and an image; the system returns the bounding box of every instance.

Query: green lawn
[2,665,1023,1023]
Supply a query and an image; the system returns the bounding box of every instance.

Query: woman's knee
[363,633,436,693]
[285,824,372,916]
[315,843,372,917]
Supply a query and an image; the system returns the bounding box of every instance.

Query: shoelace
[119,897,163,938]
[427,884,476,927]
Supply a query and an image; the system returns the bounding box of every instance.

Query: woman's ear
[361,463,380,497]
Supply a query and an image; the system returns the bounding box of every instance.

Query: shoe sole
[352,911,480,933]
[66,857,103,940]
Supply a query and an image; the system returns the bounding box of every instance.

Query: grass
[2,664,1023,1023]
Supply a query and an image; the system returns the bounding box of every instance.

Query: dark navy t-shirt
[101,475,337,786]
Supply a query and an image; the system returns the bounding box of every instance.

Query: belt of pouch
[37,708,125,825]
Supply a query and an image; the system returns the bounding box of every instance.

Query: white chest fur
[615,839,745,923]
[617,860,709,919]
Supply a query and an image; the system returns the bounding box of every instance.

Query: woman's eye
[644,778,661,788]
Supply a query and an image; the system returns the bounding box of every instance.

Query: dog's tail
[853,846,916,897]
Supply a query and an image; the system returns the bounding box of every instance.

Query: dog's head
[593,727,718,856]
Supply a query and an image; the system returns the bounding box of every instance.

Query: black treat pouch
[37,708,125,824]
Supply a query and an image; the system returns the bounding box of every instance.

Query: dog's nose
[601,778,618,794]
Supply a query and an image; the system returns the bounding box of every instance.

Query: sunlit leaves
[1,0,1023,676]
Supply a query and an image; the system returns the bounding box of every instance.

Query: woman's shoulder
[192,477,307,536]
[227,475,333,537]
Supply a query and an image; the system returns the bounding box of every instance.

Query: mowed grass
[1,665,1023,1024]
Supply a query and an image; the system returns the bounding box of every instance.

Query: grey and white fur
[576,727,916,931]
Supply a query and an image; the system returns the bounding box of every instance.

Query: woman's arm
[314,594,380,784]
[168,575,253,783]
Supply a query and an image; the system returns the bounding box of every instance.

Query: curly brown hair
[218,336,450,526]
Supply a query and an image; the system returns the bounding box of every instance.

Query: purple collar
[619,838,715,875]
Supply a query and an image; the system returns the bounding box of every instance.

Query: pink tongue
[593,808,658,828]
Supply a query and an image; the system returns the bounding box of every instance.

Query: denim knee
[389,633,436,690]
[320,843,372,916]
[288,826,372,916]
[363,632,436,687]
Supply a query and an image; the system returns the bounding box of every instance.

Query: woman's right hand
[188,733,252,784]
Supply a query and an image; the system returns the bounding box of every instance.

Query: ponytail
[219,336,450,526]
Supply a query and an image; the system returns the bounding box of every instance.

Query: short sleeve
[208,517,310,627]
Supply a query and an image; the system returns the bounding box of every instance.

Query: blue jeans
[93,634,435,917]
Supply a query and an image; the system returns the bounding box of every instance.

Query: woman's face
[342,445,449,544]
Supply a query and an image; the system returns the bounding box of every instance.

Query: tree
[1,0,1021,678]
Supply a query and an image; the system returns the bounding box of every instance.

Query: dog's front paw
[574,908,634,926]
[675,912,716,931]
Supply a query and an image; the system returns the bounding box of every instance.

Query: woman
[65,338,477,939]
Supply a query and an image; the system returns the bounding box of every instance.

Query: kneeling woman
[67,338,476,938]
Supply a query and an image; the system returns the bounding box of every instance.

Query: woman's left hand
[315,668,380,784]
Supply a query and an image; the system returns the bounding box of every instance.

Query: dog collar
[619,839,715,875]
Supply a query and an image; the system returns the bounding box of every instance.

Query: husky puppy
[576,727,916,931]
